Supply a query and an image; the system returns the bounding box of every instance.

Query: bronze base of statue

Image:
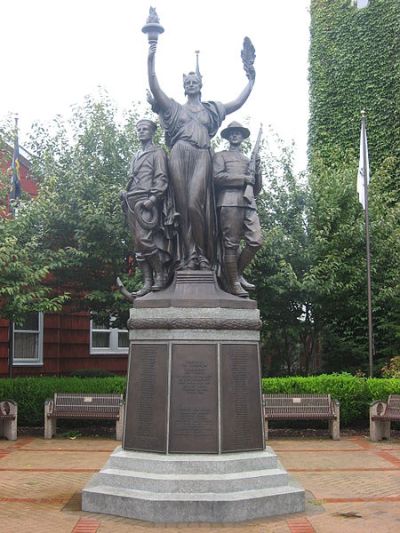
[133,270,257,309]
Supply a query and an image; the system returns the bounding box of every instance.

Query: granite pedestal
[82,272,305,521]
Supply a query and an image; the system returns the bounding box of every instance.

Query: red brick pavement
[0,434,399,532]
[72,517,101,533]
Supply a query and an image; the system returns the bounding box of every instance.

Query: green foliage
[306,152,400,373]
[250,134,316,375]
[0,227,73,323]
[300,1,400,374]
[366,377,400,401]
[381,356,400,378]
[0,376,126,425]
[309,0,400,180]
[3,91,148,324]
[262,373,400,425]
[69,369,117,378]
[3,374,400,428]
[0,122,74,322]
[248,133,400,376]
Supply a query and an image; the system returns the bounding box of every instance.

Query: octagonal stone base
[82,447,305,522]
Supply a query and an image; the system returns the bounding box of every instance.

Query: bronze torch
[142,7,164,43]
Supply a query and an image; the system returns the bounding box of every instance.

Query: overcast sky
[1,0,310,170]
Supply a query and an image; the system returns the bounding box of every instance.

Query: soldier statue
[121,119,174,297]
[213,121,263,297]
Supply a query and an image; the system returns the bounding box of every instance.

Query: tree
[307,151,400,374]
[2,91,149,326]
[0,225,73,324]
[250,134,400,377]
[250,135,316,375]
[0,120,73,323]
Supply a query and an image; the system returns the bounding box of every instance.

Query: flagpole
[361,110,374,377]
[10,114,21,213]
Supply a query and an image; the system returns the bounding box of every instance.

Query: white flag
[357,117,370,210]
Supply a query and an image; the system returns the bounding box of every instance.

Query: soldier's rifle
[244,123,263,203]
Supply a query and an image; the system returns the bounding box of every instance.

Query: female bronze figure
[145,11,256,271]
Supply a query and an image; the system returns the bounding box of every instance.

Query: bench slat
[263,394,336,420]
[47,393,123,419]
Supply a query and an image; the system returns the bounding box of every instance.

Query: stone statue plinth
[82,273,305,521]
[124,271,264,454]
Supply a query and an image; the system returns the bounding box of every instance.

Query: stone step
[91,466,289,493]
[106,448,279,474]
[82,480,305,522]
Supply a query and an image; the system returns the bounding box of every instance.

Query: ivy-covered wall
[309,0,400,175]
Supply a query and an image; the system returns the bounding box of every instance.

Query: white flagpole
[360,111,374,377]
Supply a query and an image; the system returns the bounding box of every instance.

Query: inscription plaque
[169,344,218,453]
[123,343,168,452]
[221,344,264,452]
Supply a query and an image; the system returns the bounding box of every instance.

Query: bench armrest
[0,400,17,417]
[44,398,55,416]
[370,400,386,418]
[332,398,340,417]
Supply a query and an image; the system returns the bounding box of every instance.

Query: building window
[13,312,44,366]
[90,317,129,355]
[352,0,369,8]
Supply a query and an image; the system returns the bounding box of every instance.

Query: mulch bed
[16,425,400,440]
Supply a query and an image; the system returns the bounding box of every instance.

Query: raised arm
[223,77,255,116]
[223,36,256,116]
[147,42,171,112]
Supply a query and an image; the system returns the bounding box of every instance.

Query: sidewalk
[1,433,400,532]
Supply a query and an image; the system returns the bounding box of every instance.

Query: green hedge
[1,374,400,427]
[262,374,400,425]
[0,377,126,426]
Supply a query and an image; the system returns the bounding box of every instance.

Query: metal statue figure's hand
[246,65,256,81]
[149,41,157,56]
[142,198,154,210]
[241,37,256,81]
[146,89,155,106]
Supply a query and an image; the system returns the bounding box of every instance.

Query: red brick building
[0,144,129,377]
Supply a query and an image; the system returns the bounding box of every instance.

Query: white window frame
[90,319,129,355]
[351,0,369,8]
[12,312,44,366]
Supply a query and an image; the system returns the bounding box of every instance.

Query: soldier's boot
[135,259,153,297]
[224,250,248,298]
[148,253,168,291]
[238,245,257,291]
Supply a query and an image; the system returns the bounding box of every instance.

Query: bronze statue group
[121,28,263,299]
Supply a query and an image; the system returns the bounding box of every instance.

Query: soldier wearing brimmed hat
[213,121,263,297]
[121,119,173,297]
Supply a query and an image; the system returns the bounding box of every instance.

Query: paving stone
[0,435,399,532]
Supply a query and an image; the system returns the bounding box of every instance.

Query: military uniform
[213,121,263,297]
[126,145,168,258]
[122,118,172,297]
[213,149,262,251]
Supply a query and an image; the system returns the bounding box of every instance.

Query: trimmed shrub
[366,378,400,403]
[262,373,400,426]
[1,374,400,427]
[0,377,126,426]
[68,369,117,378]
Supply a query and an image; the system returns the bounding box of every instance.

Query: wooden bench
[44,393,125,440]
[370,395,400,441]
[263,393,340,440]
[0,400,18,441]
